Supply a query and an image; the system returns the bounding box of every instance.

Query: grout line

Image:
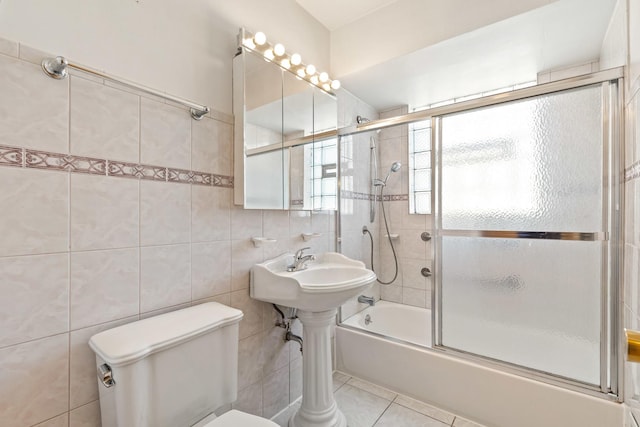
[370,399,394,427]
[138,179,142,317]
[0,330,69,351]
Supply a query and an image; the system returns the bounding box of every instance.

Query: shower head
[374,162,402,187]
[356,115,370,124]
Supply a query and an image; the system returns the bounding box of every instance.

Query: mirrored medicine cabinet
[233,43,338,210]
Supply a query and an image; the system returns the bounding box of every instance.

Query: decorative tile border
[626,161,640,182]
[26,150,106,175]
[341,190,375,201]
[383,194,409,202]
[0,144,233,188]
[0,145,22,167]
[340,189,409,202]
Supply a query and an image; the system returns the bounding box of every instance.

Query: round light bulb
[306,64,316,75]
[264,49,274,60]
[296,68,306,78]
[291,53,302,65]
[310,75,319,85]
[274,43,285,56]
[254,32,267,46]
[243,38,256,49]
[330,80,341,90]
[319,72,329,82]
[281,58,291,69]
[322,83,331,91]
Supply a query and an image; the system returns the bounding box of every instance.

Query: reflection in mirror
[234,46,338,210]
[311,88,338,210]
[237,49,285,209]
[283,69,314,210]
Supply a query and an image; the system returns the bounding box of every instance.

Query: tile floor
[272,371,485,427]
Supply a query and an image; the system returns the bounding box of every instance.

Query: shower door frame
[335,66,624,400]
[431,70,624,401]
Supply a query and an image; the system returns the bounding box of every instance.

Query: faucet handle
[295,247,311,259]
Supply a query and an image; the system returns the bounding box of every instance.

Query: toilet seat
[203,410,279,427]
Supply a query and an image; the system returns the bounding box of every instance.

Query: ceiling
[295,0,400,31]
[296,0,618,111]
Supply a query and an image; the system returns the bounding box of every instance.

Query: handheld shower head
[374,162,402,186]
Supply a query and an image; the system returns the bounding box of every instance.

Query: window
[409,120,431,214]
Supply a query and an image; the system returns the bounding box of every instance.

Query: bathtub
[336,300,622,427]
[341,301,430,347]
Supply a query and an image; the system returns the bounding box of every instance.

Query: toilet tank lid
[89,302,243,367]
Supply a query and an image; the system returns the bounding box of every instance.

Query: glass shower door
[434,82,620,391]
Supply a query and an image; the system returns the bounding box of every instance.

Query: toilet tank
[89,302,244,427]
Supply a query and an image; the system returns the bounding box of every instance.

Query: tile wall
[375,107,432,309]
[337,90,382,319]
[0,37,335,427]
[338,98,433,320]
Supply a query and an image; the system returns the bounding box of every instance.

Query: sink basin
[250,252,376,311]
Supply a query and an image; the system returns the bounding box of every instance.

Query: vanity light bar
[239,28,340,94]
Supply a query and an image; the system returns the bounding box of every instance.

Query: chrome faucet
[287,247,316,272]
[358,295,375,306]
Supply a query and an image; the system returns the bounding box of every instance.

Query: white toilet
[89,302,278,427]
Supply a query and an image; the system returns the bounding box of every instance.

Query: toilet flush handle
[99,363,116,388]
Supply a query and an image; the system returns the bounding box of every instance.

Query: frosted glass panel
[441,236,601,384]
[441,85,603,232]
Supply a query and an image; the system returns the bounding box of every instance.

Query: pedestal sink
[250,252,376,427]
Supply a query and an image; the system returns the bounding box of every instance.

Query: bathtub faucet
[358,295,375,306]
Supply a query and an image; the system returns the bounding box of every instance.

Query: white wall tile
[0,168,68,257]
[70,76,139,162]
[231,289,264,339]
[0,334,69,427]
[289,356,303,403]
[231,206,263,240]
[402,287,427,308]
[191,241,231,300]
[69,316,137,409]
[262,326,290,375]
[69,400,102,427]
[232,381,263,417]
[263,210,290,240]
[140,244,191,312]
[70,248,139,329]
[16,43,52,65]
[141,180,191,246]
[71,173,139,251]
[192,186,231,242]
[141,98,191,169]
[0,36,18,57]
[33,413,69,427]
[0,253,68,347]
[238,332,264,390]
[231,239,263,291]
[263,364,290,419]
[0,54,68,152]
[192,116,232,175]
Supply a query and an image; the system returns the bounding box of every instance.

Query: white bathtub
[341,301,430,347]
[336,300,622,427]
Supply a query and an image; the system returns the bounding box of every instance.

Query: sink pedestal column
[289,308,346,427]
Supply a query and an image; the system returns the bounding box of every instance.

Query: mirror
[233,47,338,210]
